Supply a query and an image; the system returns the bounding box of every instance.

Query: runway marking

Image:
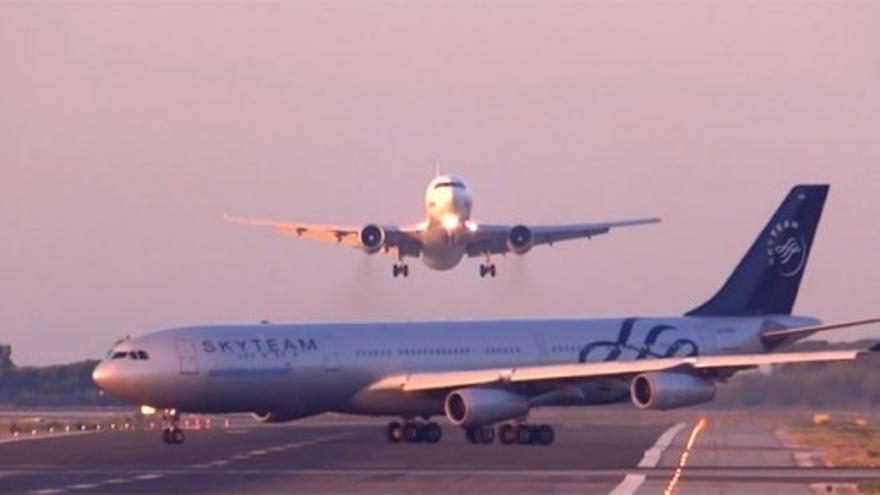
[26,432,351,495]
[67,483,98,490]
[609,421,687,495]
[664,417,708,495]
[134,473,164,481]
[0,431,96,446]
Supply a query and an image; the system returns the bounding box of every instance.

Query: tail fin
[686,185,829,317]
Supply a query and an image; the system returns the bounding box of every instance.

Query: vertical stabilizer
[687,185,829,317]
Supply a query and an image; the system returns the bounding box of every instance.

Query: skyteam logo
[766,220,806,278]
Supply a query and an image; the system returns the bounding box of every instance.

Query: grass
[788,416,880,468]
[860,481,880,494]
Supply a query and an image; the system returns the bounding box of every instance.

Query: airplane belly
[420,232,466,270]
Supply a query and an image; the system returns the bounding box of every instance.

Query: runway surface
[0,410,877,494]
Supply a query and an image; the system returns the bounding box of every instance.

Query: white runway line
[134,473,164,481]
[27,432,351,495]
[67,483,98,490]
[608,421,687,495]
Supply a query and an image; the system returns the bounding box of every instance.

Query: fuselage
[419,175,474,270]
[92,315,814,419]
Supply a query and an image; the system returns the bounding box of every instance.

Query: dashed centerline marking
[68,483,98,490]
[28,432,351,495]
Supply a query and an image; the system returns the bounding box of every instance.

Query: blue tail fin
[687,185,829,317]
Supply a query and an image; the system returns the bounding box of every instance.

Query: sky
[1,1,879,366]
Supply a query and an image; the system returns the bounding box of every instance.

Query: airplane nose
[92,361,111,389]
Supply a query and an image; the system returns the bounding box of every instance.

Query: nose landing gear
[161,409,185,445]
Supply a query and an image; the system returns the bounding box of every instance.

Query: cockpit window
[110,350,149,360]
[433,181,465,189]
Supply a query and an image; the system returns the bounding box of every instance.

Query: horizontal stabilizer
[762,318,880,342]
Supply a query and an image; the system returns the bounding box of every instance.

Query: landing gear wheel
[387,421,404,443]
[393,263,410,278]
[478,426,495,444]
[499,423,517,445]
[465,427,478,444]
[171,428,185,444]
[423,422,442,444]
[479,264,497,278]
[517,425,535,445]
[161,409,183,445]
[535,424,555,446]
[403,422,422,443]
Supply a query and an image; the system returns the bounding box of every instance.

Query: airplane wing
[368,349,871,393]
[224,215,423,257]
[465,218,660,257]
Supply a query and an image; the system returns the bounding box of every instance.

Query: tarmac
[0,408,877,494]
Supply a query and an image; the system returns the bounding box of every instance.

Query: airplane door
[320,336,340,372]
[175,340,199,375]
[533,334,549,364]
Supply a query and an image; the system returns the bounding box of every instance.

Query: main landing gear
[386,420,442,443]
[393,263,409,278]
[479,252,496,278]
[468,423,554,446]
[161,408,185,445]
[479,264,496,278]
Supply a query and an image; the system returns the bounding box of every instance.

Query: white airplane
[225,174,659,277]
[94,185,879,446]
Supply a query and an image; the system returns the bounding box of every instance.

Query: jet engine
[507,225,534,254]
[630,372,716,410]
[359,224,385,254]
[444,388,529,427]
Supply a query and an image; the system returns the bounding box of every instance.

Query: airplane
[93,184,880,446]
[224,174,660,278]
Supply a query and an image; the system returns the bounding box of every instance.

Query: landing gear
[498,423,554,446]
[479,252,496,278]
[386,420,441,444]
[479,264,496,278]
[393,263,409,278]
[465,425,496,444]
[161,409,185,445]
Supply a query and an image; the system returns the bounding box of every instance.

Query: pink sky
[2,1,879,365]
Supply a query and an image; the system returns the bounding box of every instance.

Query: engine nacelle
[444,388,529,427]
[359,224,385,254]
[630,372,716,410]
[507,225,534,254]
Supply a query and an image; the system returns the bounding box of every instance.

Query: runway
[0,410,877,494]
